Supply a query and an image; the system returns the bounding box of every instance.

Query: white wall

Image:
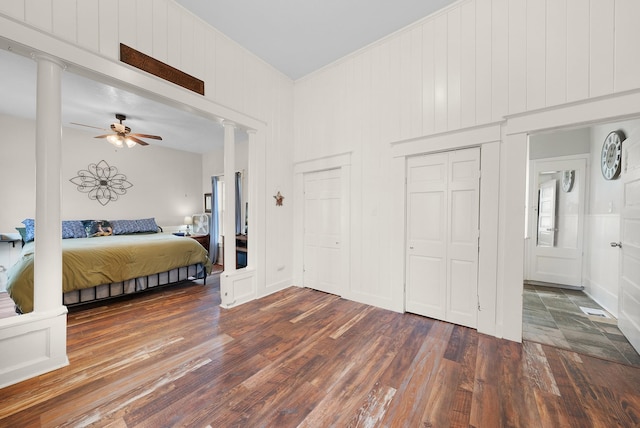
[529,128,591,160]
[0,114,203,230]
[293,0,640,340]
[583,118,640,316]
[202,135,299,288]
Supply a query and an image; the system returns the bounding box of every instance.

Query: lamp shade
[184,216,193,225]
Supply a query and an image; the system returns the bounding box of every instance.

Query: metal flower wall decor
[69,160,133,206]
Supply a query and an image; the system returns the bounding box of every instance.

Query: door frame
[293,153,351,298]
[390,123,502,337]
[525,155,588,287]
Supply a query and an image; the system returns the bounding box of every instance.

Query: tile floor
[523,283,640,366]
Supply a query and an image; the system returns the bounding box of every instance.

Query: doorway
[405,147,480,329]
[522,121,640,365]
[526,156,587,288]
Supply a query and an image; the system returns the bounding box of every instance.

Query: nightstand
[189,234,210,253]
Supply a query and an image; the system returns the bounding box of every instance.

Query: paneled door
[406,148,480,328]
[303,168,342,295]
[619,136,640,354]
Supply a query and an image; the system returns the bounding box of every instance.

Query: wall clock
[601,130,625,180]
[561,170,574,192]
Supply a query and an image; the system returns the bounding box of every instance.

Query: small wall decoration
[561,170,574,193]
[273,191,284,206]
[69,160,133,206]
[204,193,212,213]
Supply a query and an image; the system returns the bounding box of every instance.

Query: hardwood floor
[1,277,640,427]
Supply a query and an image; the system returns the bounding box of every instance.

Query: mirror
[535,169,580,249]
[537,178,557,247]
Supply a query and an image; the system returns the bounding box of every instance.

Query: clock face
[601,131,624,180]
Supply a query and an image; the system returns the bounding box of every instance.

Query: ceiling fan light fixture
[77,114,160,147]
[107,134,124,148]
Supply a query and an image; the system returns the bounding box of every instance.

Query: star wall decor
[273,191,284,206]
[69,160,133,206]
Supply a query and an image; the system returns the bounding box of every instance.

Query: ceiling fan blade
[70,122,109,131]
[128,136,149,146]
[93,134,113,139]
[130,133,163,140]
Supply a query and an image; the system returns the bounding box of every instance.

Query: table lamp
[184,216,193,236]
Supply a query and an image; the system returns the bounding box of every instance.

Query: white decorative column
[221,120,237,306]
[33,53,64,313]
[0,53,68,389]
[246,129,257,268]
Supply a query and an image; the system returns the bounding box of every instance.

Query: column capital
[246,129,257,135]
[221,119,236,129]
[31,52,66,70]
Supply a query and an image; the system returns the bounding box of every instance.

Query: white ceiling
[0,1,456,153]
[175,0,457,80]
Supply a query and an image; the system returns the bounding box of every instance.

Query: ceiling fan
[71,113,162,148]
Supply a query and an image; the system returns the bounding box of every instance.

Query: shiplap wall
[295,0,640,160]
[293,0,640,313]
[0,0,293,122]
[0,0,295,291]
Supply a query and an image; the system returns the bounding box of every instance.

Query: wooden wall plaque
[119,44,205,96]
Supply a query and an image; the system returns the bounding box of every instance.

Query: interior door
[303,169,342,295]
[537,179,557,248]
[406,148,480,328]
[619,136,640,354]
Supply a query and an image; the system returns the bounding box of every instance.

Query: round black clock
[601,130,625,180]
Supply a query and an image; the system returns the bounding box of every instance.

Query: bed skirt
[63,263,207,307]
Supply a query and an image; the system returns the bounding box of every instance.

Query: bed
[7,227,212,314]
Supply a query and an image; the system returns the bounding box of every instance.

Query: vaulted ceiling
[1,1,455,153]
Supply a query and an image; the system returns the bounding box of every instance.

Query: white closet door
[446,149,481,328]
[406,148,480,328]
[303,168,342,295]
[406,153,448,320]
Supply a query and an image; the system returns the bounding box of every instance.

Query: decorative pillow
[21,219,35,242]
[111,219,139,235]
[62,220,86,239]
[135,218,158,233]
[15,227,28,243]
[111,218,158,234]
[82,220,113,237]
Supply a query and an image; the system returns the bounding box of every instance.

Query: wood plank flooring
[1,277,639,427]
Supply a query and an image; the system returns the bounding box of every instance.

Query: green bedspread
[7,233,212,313]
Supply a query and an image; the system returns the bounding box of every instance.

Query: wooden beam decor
[119,44,205,96]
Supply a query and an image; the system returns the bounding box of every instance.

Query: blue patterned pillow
[21,219,35,242]
[135,218,158,233]
[111,219,138,235]
[62,220,86,239]
[21,219,89,241]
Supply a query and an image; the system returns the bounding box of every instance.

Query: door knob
[610,242,622,248]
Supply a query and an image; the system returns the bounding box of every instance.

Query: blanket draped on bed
[7,233,212,313]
